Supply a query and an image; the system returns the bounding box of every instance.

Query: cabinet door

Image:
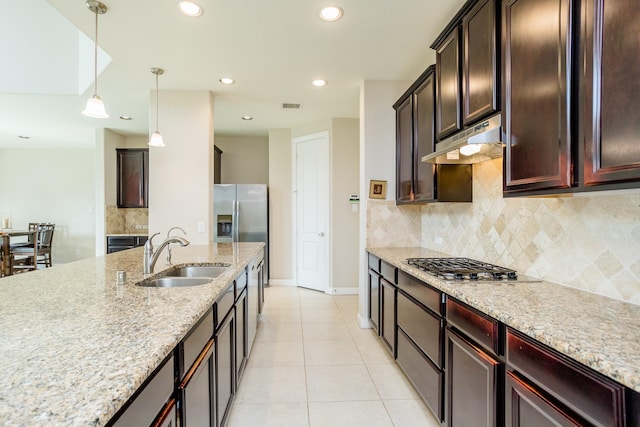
[463,0,499,125]
[436,28,462,140]
[235,290,248,385]
[413,72,437,202]
[368,270,380,333]
[446,329,502,427]
[380,278,396,356]
[506,372,584,427]
[502,0,572,193]
[117,149,149,208]
[396,95,414,203]
[582,0,640,186]
[179,341,214,427]
[215,312,235,427]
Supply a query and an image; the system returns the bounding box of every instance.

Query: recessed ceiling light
[242,116,253,121]
[219,77,235,85]
[320,6,343,21]
[178,1,203,17]
[312,79,328,87]
[18,135,30,139]
[119,115,132,120]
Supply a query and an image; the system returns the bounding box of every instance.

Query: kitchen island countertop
[368,247,640,393]
[0,242,263,426]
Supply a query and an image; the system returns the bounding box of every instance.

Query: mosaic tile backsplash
[419,158,640,304]
[106,205,148,234]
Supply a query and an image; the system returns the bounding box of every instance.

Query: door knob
[318,232,325,237]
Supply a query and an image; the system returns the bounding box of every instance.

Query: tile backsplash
[419,158,640,305]
[106,205,148,234]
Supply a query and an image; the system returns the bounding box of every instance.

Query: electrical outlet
[197,221,205,233]
[135,224,142,230]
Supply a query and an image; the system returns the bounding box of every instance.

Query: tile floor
[227,286,441,427]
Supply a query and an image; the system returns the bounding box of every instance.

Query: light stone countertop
[0,242,264,426]
[367,247,640,393]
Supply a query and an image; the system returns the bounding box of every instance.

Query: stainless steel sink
[162,265,229,278]
[137,277,214,288]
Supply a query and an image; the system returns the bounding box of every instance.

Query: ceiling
[0,0,466,149]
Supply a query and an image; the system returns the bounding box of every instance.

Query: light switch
[197,221,205,233]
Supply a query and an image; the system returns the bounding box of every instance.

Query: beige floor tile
[367,364,420,400]
[255,322,303,342]
[227,403,309,427]
[235,366,307,404]
[300,295,339,310]
[383,399,441,427]
[301,308,343,323]
[355,337,396,366]
[302,322,351,341]
[308,401,393,427]
[306,365,379,402]
[248,340,305,367]
[259,308,301,324]
[345,318,380,342]
[304,340,364,366]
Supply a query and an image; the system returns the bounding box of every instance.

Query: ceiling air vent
[282,103,302,109]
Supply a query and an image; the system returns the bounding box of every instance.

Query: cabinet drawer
[214,282,235,329]
[397,328,443,421]
[398,270,442,315]
[112,354,174,427]
[368,253,380,273]
[381,260,397,284]
[446,297,499,355]
[182,309,213,376]
[398,291,443,368]
[507,328,625,427]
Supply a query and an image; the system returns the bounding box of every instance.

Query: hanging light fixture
[82,1,109,118]
[148,67,165,147]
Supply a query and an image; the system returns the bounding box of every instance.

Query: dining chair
[11,223,55,271]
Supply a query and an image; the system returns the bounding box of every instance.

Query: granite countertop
[0,242,264,426]
[367,247,640,393]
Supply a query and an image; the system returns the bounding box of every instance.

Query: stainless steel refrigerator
[213,184,268,282]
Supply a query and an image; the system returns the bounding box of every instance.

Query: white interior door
[294,132,329,292]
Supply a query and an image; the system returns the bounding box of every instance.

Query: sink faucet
[166,226,187,266]
[143,231,190,274]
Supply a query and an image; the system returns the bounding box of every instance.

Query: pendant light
[148,67,165,147]
[82,1,109,118]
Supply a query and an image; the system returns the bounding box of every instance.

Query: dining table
[0,230,37,276]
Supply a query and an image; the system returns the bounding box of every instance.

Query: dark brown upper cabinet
[581,0,640,187]
[435,30,462,140]
[117,149,149,208]
[502,0,573,195]
[462,0,499,125]
[395,66,437,204]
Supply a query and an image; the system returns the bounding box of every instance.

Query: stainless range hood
[422,113,503,164]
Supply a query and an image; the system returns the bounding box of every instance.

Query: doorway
[293,132,329,292]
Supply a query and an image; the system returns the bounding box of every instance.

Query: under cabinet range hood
[422,114,503,164]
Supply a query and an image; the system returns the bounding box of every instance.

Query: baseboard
[327,287,359,295]
[267,279,295,286]
[356,312,372,328]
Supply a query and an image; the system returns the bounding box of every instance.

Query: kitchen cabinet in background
[116,149,149,208]
[368,253,381,333]
[435,29,462,140]
[394,66,473,205]
[106,235,148,254]
[380,260,397,356]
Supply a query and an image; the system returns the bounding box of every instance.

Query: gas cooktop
[406,257,530,282]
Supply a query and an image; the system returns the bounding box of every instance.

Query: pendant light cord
[155,72,160,133]
[93,8,99,96]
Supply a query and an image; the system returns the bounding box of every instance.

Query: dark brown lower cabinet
[380,278,396,356]
[368,269,380,332]
[179,340,215,427]
[446,328,503,427]
[235,289,248,385]
[397,328,444,421]
[215,311,235,427]
[506,371,584,426]
[153,399,176,427]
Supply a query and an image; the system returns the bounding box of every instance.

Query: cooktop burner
[406,257,519,281]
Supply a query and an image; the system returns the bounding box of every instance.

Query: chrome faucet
[166,226,187,266]
[143,231,190,274]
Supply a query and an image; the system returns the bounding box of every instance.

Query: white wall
[148,90,213,245]
[214,135,269,184]
[268,128,293,284]
[358,80,412,325]
[0,148,96,263]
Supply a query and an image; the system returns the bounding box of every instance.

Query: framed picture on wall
[369,180,387,199]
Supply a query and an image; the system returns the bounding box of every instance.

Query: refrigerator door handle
[234,200,240,242]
